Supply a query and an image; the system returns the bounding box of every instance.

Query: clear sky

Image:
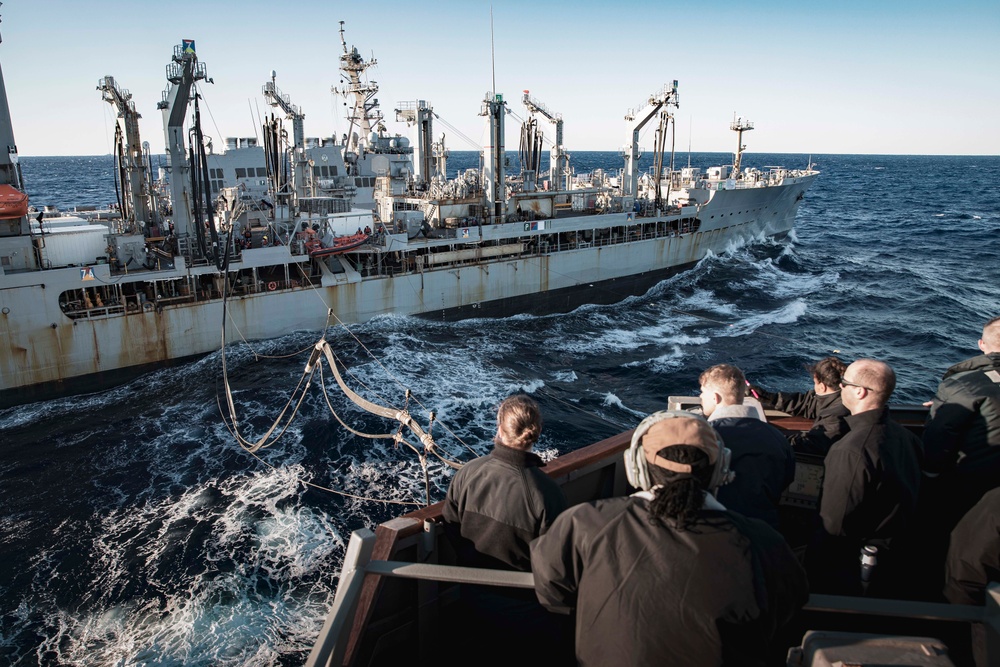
[2,0,998,157]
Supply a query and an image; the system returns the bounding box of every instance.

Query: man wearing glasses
[806,359,922,597]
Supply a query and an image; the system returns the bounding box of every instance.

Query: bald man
[807,359,922,596]
[923,316,1000,522]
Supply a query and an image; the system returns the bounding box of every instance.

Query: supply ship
[0,23,817,408]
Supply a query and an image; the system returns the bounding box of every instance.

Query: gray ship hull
[0,173,815,407]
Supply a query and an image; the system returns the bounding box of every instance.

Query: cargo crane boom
[262,72,304,150]
[623,82,679,201]
[521,91,568,191]
[156,40,210,242]
[98,75,157,232]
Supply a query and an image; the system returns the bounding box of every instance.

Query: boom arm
[522,91,568,191]
[156,41,210,240]
[623,82,679,199]
[263,73,304,150]
[98,75,156,231]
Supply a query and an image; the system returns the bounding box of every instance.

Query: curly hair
[648,445,713,530]
[496,394,543,451]
[809,356,847,388]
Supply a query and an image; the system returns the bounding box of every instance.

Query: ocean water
[2,152,999,665]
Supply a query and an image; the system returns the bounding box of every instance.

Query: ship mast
[730,116,753,178]
[481,92,506,224]
[336,21,382,156]
[0,5,30,240]
[0,6,22,193]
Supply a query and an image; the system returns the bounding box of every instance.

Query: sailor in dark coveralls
[752,356,851,455]
[531,411,808,667]
[806,359,922,597]
[699,363,796,529]
[442,394,571,665]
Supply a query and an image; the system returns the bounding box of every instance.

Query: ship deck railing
[304,406,993,667]
[307,527,1000,667]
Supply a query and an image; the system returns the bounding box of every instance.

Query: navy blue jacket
[709,405,796,529]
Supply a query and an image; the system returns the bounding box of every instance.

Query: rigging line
[218,267,318,453]
[221,341,316,452]
[216,397,422,507]
[317,362,396,440]
[194,82,225,155]
[319,364,468,469]
[324,310,478,457]
[432,114,481,150]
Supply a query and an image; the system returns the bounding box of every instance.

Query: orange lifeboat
[0,184,29,220]
[308,232,369,257]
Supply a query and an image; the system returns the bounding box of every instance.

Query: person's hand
[922,400,933,407]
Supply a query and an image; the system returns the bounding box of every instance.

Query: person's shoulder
[826,429,868,460]
[555,495,636,525]
[725,510,784,542]
[942,354,998,381]
[456,451,493,476]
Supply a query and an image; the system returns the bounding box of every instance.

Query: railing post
[305,528,376,667]
[417,521,440,666]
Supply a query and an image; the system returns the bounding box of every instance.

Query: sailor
[909,316,1000,600]
[442,394,571,665]
[531,410,808,666]
[752,356,851,455]
[806,359,922,597]
[443,394,566,570]
[942,486,1000,606]
[923,315,1000,525]
[699,363,796,529]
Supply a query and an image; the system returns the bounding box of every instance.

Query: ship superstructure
[0,24,818,407]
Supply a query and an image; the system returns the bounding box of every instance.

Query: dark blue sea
[2,152,999,665]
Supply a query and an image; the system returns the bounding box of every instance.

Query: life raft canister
[0,184,29,220]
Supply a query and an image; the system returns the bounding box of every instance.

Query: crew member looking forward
[753,356,850,455]
[923,315,1000,525]
[699,364,796,529]
[531,411,808,666]
[807,359,921,596]
[442,394,571,665]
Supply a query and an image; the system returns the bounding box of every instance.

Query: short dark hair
[809,356,847,388]
[698,364,746,403]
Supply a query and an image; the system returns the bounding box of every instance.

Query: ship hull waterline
[0,176,812,407]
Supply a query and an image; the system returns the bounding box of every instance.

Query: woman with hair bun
[442,394,572,664]
[443,394,566,570]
